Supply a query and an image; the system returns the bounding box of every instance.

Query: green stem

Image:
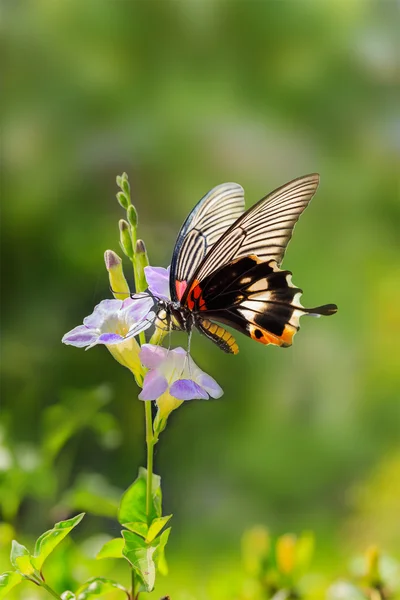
[128,208,155,524]
[145,400,154,520]
[40,582,61,599]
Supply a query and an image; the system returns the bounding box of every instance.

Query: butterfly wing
[181,173,320,304]
[189,255,337,352]
[169,183,245,302]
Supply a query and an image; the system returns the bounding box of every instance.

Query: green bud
[134,239,149,293]
[127,204,138,228]
[116,172,130,197]
[121,176,130,198]
[116,191,129,209]
[119,219,134,259]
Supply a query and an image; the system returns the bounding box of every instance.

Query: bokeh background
[1,1,399,598]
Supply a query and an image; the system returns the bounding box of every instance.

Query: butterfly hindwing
[169,183,245,302]
[187,255,337,350]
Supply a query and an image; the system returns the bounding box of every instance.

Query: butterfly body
[155,174,337,354]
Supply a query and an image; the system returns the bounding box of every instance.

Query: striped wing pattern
[189,255,337,352]
[182,174,320,301]
[169,183,245,301]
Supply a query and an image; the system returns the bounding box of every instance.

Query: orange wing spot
[175,280,187,301]
[249,324,297,347]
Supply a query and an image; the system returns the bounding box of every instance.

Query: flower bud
[104,250,130,300]
[117,191,129,209]
[119,219,134,259]
[127,204,138,228]
[116,172,130,197]
[134,239,149,293]
[276,534,296,575]
[121,177,130,198]
[365,545,380,585]
[242,526,270,577]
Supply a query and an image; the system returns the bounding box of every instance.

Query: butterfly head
[156,299,194,334]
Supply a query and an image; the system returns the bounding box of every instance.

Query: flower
[139,344,223,401]
[62,297,155,382]
[138,344,223,436]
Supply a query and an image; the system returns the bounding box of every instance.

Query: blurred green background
[1,1,399,598]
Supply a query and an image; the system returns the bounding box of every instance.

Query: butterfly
[155,174,337,354]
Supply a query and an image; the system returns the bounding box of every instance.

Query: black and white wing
[181,174,320,302]
[169,183,245,301]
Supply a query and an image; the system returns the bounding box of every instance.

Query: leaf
[76,577,129,599]
[96,537,125,560]
[122,527,171,592]
[146,515,172,543]
[118,468,161,526]
[122,530,156,592]
[10,541,35,575]
[0,572,23,599]
[154,527,171,576]
[31,512,85,570]
[122,521,148,538]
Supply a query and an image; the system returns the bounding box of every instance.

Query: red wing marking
[185,279,207,311]
[175,280,188,301]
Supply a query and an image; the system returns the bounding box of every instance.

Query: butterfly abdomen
[196,319,239,355]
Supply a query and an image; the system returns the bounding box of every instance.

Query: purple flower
[139,345,223,401]
[62,297,155,349]
[62,296,156,381]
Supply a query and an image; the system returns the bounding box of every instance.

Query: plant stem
[40,582,61,599]
[131,569,139,600]
[145,400,154,520]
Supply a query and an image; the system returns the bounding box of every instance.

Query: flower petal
[196,373,224,399]
[140,344,168,369]
[170,379,209,401]
[144,265,171,301]
[123,294,154,324]
[62,325,98,348]
[97,332,124,345]
[139,370,169,401]
[127,311,156,337]
[83,299,123,328]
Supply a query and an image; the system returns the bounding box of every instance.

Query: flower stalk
[123,184,156,524]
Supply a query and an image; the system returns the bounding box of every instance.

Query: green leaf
[96,537,125,560]
[154,527,171,576]
[61,592,76,600]
[31,512,85,570]
[118,468,161,526]
[122,521,148,538]
[76,577,129,599]
[10,541,35,575]
[122,530,156,592]
[146,515,172,543]
[122,526,171,592]
[0,572,23,598]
